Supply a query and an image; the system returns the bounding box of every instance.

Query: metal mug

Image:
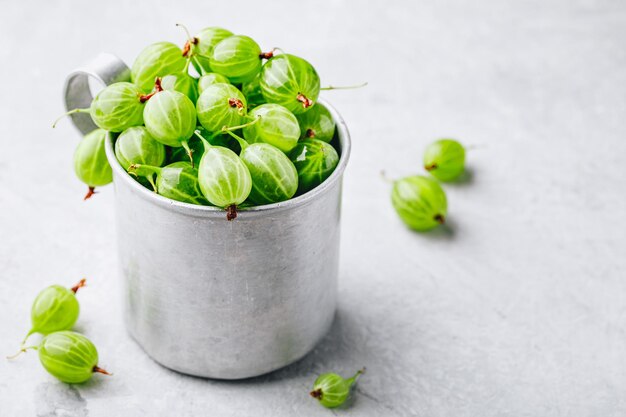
[64,53,351,379]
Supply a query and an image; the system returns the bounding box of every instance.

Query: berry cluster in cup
[56,25,351,220]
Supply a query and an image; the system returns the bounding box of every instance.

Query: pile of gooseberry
[55,24,351,220]
[389,138,466,232]
[8,279,111,384]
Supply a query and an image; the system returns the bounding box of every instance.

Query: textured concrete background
[1,0,625,416]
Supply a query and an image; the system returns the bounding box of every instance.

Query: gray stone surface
[1,0,625,415]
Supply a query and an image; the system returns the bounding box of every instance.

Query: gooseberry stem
[296,93,313,109]
[310,388,323,399]
[181,140,194,167]
[320,82,368,91]
[259,50,274,60]
[346,367,366,386]
[139,78,163,103]
[52,108,90,128]
[176,23,198,58]
[194,130,213,154]
[434,214,445,224]
[226,204,238,221]
[128,164,162,179]
[70,278,87,294]
[425,163,437,171]
[223,130,248,152]
[84,187,97,200]
[6,345,38,360]
[93,366,112,376]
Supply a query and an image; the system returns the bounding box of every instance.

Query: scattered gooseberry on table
[310,368,365,408]
[73,129,112,200]
[423,139,466,182]
[19,279,86,346]
[10,331,110,384]
[390,175,447,231]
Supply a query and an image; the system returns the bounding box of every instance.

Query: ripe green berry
[131,42,187,92]
[37,331,110,384]
[54,83,146,133]
[115,126,166,170]
[391,175,447,231]
[196,83,247,133]
[296,103,336,142]
[73,129,112,200]
[226,132,298,205]
[143,81,196,161]
[423,139,466,182]
[183,26,234,75]
[161,72,199,103]
[260,54,320,114]
[310,368,364,408]
[242,103,300,153]
[289,139,339,194]
[21,279,86,345]
[198,73,230,95]
[210,35,266,83]
[129,162,209,205]
[195,132,252,219]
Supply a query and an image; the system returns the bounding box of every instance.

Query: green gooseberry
[195,131,252,220]
[310,368,365,409]
[143,80,196,161]
[54,82,146,133]
[161,72,199,103]
[198,73,230,95]
[13,331,111,384]
[129,162,209,205]
[131,42,187,92]
[423,139,466,182]
[20,279,86,345]
[210,35,269,84]
[289,139,339,194]
[180,26,233,75]
[115,126,166,190]
[226,131,298,205]
[391,175,447,231]
[73,128,112,200]
[260,54,320,114]
[196,83,247,133]
[242,103,300,153]
[241,73,266,109]
[296,103,336,143]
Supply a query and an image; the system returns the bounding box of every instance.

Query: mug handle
[63,53,130,135]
